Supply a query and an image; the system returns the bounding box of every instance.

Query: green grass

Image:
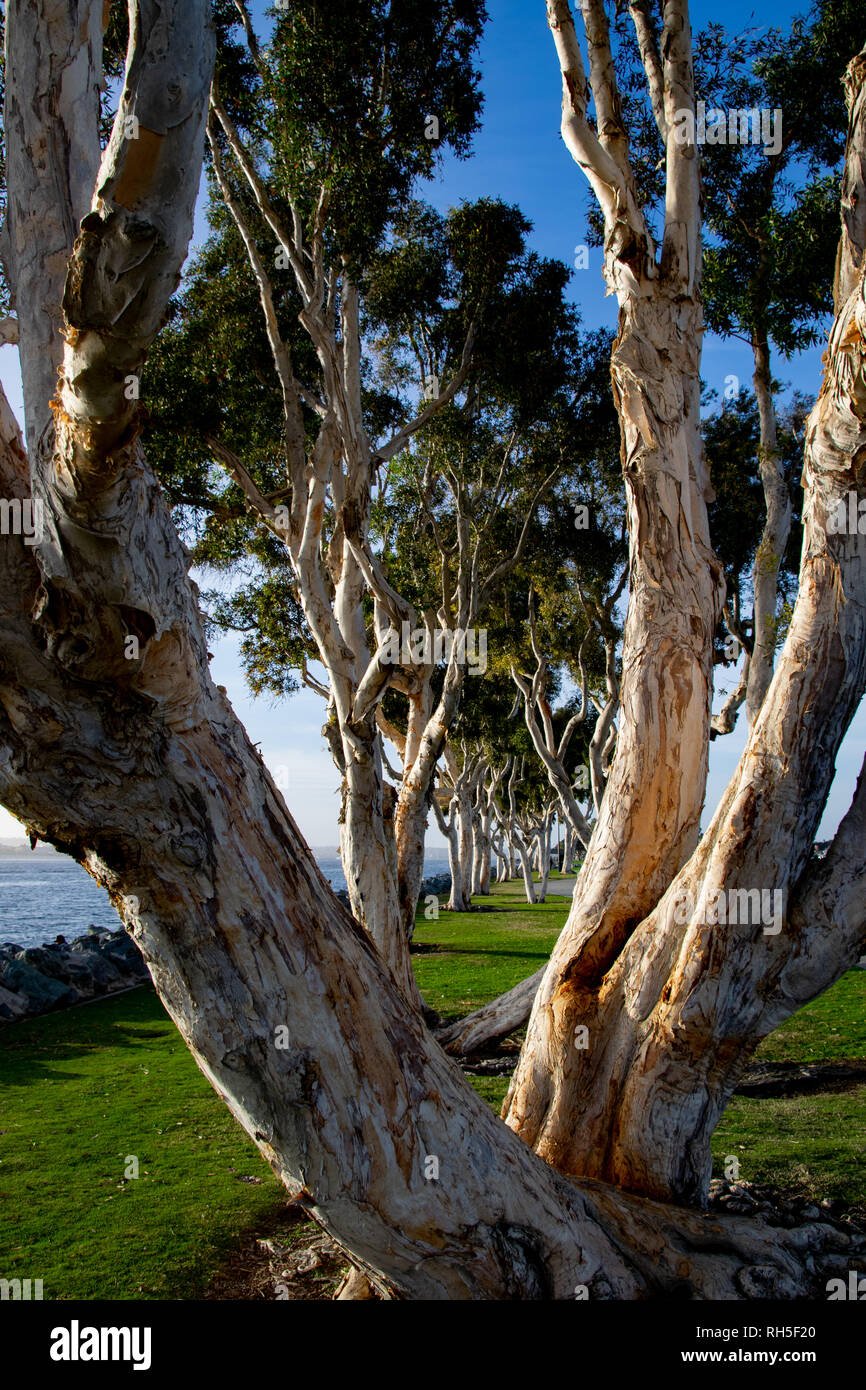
[743,969,866,1062]
[411,880,567,1018]
[0,877,862,1298]
[0,989,282,1299]
[712,1089,866,1202]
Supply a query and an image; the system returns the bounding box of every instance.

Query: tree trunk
[478,804,492,894]
[515,832,537,905]
[393,685,435,944]
[471,803,486,895]
[504,30,866,1207]
[502,0,724,1172]
[434,795,467,911]
[457,784,475,903]
[745,330,791,724]
[537,810,553,900]
[495,839,510,883]
[338,736,421,1006]
[435,967,545,1056]
[394,653,467,937]
[524,153,866,1203]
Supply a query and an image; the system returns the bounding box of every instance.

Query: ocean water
[0,858,123,949]
[0,849,449,952]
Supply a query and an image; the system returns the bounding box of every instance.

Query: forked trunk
[504,3,724,1168]
[503,285,722,1150]
[339,744,422,1007]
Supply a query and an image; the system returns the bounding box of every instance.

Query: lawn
[410,878,567,1017]
[0,877,862,1298]
[0,988,284,1299]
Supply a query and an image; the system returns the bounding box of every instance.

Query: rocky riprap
[708,1179,866,1296]
[0,927,149,1023]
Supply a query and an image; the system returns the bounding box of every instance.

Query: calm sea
[0,850,448,952]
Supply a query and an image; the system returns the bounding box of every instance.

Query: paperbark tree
[502,3,866,1208]
[445,0,722,1060]
[431,745,478,910]
[126,0,492,1003]
[511,592,595,849]
[361,196,614,933]
[0,0,863,1302]
[147,165,587,983]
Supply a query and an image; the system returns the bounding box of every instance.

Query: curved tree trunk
[499,0,730,1169]
[504,23,866,1207]
[516,146,866,1203]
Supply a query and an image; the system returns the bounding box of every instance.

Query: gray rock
[0,958,77,1013]
[95,934,148,980]
[0,982,29,1021]
[0,927,149,1025]
[68,941,127,989]
[15,946,98,998]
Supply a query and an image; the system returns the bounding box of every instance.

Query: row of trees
[0,0,863,1297]
[139,2,849,979]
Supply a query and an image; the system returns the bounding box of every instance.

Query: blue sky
[1,0,862,848]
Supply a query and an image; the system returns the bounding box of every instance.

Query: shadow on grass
[0,985,165,1086]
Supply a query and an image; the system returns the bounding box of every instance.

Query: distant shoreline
[0,839,60,850]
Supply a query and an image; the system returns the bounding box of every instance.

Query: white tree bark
[498,0,724,1133]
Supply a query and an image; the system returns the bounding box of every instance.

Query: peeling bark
[504,35,866,1207]
[505,2,723,1158]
